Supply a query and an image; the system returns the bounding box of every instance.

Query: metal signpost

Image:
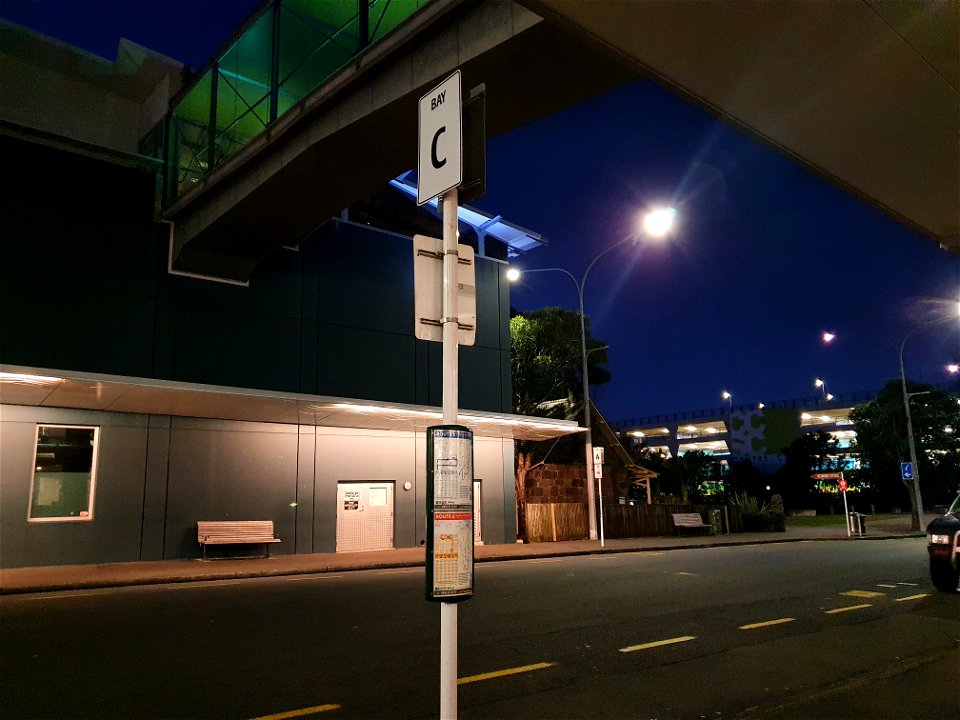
[812,472,850,537]
[418,70,468,720]
[593,446,605,547]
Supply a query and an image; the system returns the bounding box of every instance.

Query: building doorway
[336,482,394,552]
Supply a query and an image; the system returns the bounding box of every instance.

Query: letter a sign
[418,71,462,205]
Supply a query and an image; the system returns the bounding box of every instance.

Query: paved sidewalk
[0,515,929,595]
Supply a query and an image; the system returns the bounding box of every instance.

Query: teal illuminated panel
[159,0,429,205]
[277,0,359,112]
[369,0,431,43]
[168,70,213,199]
[216,10,274,162]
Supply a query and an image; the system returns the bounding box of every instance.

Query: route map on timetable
[431,512,473,595]
[433,429,473,508]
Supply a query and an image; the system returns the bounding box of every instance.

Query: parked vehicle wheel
[929,557,959,593]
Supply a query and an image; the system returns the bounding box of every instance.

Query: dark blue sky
[4,1,958,422]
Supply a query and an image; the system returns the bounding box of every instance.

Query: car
[926,494,960,593]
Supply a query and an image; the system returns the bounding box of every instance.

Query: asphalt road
[2,538,957,719]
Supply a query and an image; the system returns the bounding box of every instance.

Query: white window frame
[27,424,100,523]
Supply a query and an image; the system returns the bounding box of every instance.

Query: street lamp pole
[519,241,627,541]
[899,329,925,527]
[507,207,676,542]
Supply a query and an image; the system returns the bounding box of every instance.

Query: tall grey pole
[440,188,459,719]
[899,334,924,530]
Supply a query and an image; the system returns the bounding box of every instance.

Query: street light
[507,206,676,541]
[814,377,834,402]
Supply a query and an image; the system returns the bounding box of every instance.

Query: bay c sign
[417,71,462,205]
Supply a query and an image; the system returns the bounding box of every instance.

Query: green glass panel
[169,70,213,198]
[369,0,426,43]
[278,1,359,101]
[215,10,273,163]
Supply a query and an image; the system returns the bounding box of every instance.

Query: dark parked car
[927,494,960,593]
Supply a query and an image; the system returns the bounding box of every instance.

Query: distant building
[612,391,876,474]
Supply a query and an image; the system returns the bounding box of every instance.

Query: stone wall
[525,463,586,504]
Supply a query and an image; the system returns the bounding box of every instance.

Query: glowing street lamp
[814,377,834,402]
[506,206,677,542]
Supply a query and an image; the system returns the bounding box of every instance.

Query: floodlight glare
[642,207,676,238]
[505,268,521,282]
[822,331,836,344]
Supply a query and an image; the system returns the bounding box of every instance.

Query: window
[28,425,99,522]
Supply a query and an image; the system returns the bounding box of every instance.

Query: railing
[139,0,430,207]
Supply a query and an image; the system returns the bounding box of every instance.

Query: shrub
[742,509,786,532]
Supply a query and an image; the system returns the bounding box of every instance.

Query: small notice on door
[344,490,360,511]
[431,511,473,596]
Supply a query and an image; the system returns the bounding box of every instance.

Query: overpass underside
[164,0,958,283]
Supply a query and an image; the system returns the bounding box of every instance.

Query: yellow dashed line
[739,618,795,630]
[250,704,341,720]
[458,662,556,685]
[894,593,930,602]
[841,590,885,598]
[825,604,872,614]
[619,636,697,653]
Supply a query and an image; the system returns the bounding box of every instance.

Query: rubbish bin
[848,512,866,536]
[709,509,722,536]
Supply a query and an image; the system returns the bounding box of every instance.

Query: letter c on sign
[431,126,447,169]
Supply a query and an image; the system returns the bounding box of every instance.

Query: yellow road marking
[674,571,698,577]
[894,593,930,602]
[622,551,665,556]
[458,662,556,685]
[529,559,563,564]
[825,604,872,614]
[619,635,697,653]
[739,618,795,630]
[377,569,419,575]
[250,703,341,720]
[841,590,885,598]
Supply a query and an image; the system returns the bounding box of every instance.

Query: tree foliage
[850,379,960,526]
[510,307,609,418]
[636,449,721,504]
[509,307,610,540]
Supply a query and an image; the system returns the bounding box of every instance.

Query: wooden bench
[197,520,281,559]
[671,512,709,536]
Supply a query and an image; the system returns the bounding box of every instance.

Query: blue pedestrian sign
[901,462,914,480]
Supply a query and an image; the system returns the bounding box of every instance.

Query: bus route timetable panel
[426,425,474,602]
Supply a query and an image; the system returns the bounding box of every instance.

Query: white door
[336,482,395,552]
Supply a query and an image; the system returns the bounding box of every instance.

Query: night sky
[4,0,958,423]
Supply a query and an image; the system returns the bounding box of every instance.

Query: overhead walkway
[156,0,958,283]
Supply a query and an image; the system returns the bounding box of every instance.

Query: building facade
[0,19,577,568]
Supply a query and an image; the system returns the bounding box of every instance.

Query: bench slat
[197,521,279,545]
[671,513,709,535]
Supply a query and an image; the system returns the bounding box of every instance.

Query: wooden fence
[525,502,742,541]
[526,503,589,542]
